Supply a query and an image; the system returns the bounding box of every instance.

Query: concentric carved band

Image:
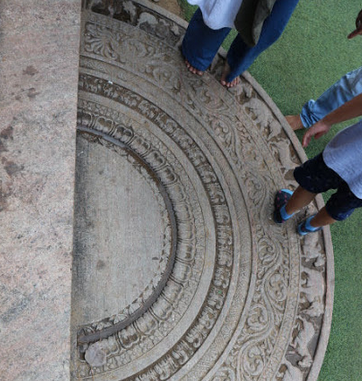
[76,125,179,344]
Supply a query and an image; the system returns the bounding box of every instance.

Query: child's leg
[274,153,323,224]
[275,187,336,232]
[274,152,341,228]
[297,207,336,236]
[309,207,337,228]
[274,186,317,224]
[274,152,362,234]
[182,8,231,74]
[285,186,317,215]
[320,183,362,225]
[297,172,362,235]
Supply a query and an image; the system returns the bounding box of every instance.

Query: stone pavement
[151,0,182,16]
[0,1,334,381]
[0,1,80,380]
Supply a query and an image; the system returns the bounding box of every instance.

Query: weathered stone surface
[73,133,174,324]
[71,2,334,381]
[0,1,81,380]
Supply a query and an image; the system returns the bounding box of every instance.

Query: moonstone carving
[70,2,334,381]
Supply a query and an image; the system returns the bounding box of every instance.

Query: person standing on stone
[181,0,299,88]
[286,9,362,130]
[273,93,362,235]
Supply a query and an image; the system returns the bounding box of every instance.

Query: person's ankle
[307,217,320,231]
[285,115,303,131]
[280,205,294,221]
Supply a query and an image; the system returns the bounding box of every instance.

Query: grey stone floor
[0,1,80,380]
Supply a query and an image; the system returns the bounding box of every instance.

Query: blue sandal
[297,215,322,236]
[273,189,294,224]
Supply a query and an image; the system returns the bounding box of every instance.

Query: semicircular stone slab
[70,2,334,381]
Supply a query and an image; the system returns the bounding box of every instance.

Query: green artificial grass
[178,1,362,380]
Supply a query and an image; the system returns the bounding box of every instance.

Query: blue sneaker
[273,189,294,224]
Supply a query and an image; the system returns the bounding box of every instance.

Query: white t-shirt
[323,119,362,198]
[187,0,244,29]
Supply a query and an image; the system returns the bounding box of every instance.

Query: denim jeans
[300,66,362,128]
[181,0,299,82]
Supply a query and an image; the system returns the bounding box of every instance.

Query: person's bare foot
[185,59,204,76]
[220,62,240,88]
[285,115,304,131]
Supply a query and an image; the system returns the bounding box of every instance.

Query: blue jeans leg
[226,0,299,82]
[182,8,231,72]
[300,66,362,128]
